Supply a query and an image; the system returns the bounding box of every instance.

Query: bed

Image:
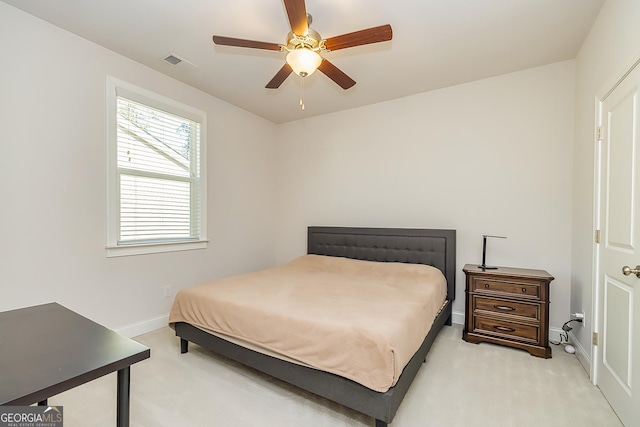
[170,226,456,426]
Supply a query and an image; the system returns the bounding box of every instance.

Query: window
[106,78,207,257]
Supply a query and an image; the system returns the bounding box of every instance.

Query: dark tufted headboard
[307,227,456,301]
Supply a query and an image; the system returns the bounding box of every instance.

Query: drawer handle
[485,283,490,288]
[493,325,516,333]
[522,288,527,293]
[494,305,516,311]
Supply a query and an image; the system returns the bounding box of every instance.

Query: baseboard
[451,310,465,325]
[115,314,169,338]
[549,327,563,344]
[569,330,591,374]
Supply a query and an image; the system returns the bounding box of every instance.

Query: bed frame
[174,226,456,426]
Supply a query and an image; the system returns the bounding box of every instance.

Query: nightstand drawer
[474,317,538,343]
[473,296,539,320]
[472,278,540,299]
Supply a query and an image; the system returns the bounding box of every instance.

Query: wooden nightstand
[462,264,554,358]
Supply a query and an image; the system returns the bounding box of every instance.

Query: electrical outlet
[572,311,585,326]
[163,285,173,298]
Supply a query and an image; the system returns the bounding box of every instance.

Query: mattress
[169,254,447,392]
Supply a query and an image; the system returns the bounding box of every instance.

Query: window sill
[106,240,208,258]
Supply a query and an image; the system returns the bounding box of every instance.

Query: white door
[596,61,640,426]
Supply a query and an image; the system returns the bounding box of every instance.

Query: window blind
[116,96,201,244]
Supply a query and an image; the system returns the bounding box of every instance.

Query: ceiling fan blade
[213,36,282,51]
[266,63,293,89]
[283,0,308,36]
[318,59,356,90]
[324,24,392,51]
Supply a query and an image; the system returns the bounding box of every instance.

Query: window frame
[106,77,207,257]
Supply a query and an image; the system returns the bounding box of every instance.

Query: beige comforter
[169,254,447,392]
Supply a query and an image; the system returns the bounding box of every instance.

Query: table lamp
[479,234,507,269]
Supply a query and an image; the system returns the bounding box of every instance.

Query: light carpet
[49,324,622,426]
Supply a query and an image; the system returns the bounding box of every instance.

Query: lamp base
[478,264,498,270]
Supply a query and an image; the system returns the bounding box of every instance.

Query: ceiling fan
[212,0,393,90]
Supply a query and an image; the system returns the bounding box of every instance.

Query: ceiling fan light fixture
[286,48,322,77]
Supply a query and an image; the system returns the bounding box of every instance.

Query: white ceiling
[2,0,604,124]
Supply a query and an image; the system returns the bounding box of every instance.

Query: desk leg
[116,367,130,427]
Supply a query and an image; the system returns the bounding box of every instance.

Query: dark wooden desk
[0,303,150,426]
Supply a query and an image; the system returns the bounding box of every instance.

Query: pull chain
[300,76,305,110]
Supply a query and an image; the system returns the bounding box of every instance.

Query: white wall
[572,0,640,371]
[275,61,575,331]
[0,1,587,344]
[0,3,277,335]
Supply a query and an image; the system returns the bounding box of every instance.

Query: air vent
[162,54,197,71]
[164,54,183,65]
